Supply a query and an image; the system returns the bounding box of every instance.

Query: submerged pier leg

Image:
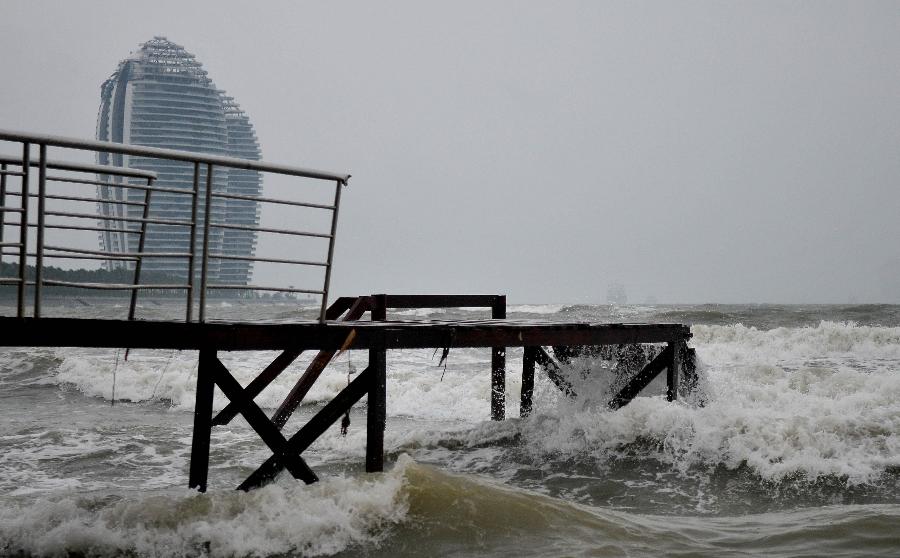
[491,295,507,420]
[189,349,216,492]
[521,347,535,417]
[366,332,387,473]
[666,341,683,402]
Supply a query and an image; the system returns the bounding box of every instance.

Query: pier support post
[189,349,216,492]
[491,295,506,420]
[366,295,387,472]
[366,331,387,472]
[521,346,535,417]
[666,341,683,402]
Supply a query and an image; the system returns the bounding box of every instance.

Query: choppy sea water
[1,301,899,557]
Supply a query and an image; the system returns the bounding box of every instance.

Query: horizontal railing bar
[210,191,335,210]
[41,252,138,262]
[44,245,191,258]
[44,210,192,227]
[94,182,194,195]
[0,242,24,248]
[0,206,24,213]
[0,277,24,284]
[0,221,144,235]
[0,153,158,179]
[0,130,350,184]
[209,222,332,239]
[207,284,325,295]
[42,280,186,290]
[0,170,25,177]
[206,253,328,266]
[11,191,146,207]
[47,175,150,189]
[1,250,138,262]
[48,223,142,234]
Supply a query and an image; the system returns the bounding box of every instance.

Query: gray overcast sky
[1,1,898,304]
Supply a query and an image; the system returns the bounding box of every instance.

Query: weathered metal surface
[491,295,506,421]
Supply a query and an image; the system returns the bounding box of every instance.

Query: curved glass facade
[96,37,262,285]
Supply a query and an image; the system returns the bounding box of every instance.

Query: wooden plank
[521,347,536,417]
[0,317,691,352]
[325,296,367,320]
[534,347,576,398]
[383,294,501,309]
[209,356,318,484]
[608,345,673,410]
[238,365,374,491]
[188,349,216,492]
[211,348,303,426]
[491,296,506,421]
[270,296,371,429]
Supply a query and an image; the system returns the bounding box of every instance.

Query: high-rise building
[95,36,262,285]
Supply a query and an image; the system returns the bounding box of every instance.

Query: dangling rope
[149,349,178,400]
[340,350,355,436]
[111,348,120,407]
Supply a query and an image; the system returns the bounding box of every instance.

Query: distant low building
[96,36,262,285]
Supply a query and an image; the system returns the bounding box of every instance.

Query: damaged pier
[0,130,694,492]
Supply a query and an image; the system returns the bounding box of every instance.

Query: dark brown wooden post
[666,341,682,402]
[491,295,506,420]
[189,349,216,492]
[521,346,535,417]
[366,294,387,472]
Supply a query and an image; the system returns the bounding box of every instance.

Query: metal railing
[0,129,350,323]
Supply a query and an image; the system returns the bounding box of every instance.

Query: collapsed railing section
[0,130,350,323]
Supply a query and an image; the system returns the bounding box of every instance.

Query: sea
[0,301,898,557]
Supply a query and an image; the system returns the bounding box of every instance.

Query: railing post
[521,346,535,417]
[0,163,6,267]
[17,144,30,318]
[491,295,506,420]
[186,162,200,322]
[319,180,344,323]
[129,178,153,321]
[198,163,213,323]
[33,144,48,318]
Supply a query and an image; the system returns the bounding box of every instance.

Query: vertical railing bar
[17,144,30,318]
[33,144,48,318]
[319,180,344,323]
[186,161,200,323]
[198,163,213,323]
[0,163,6,267]
[129,177,153,321]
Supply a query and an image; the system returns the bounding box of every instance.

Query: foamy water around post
[1,302,898,556]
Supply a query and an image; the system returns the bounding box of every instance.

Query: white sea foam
[509,304,565,315]
[0,456,414,558]
[38,321,900,484]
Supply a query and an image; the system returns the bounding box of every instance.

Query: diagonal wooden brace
[608,344,673,410]
[209,356,318,484]
[238,365,374,491]
[271,296,371,429]
[534,346,577,398]
[212,297,370,427]
[211,348,303,426]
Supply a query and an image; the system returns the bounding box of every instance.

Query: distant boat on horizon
[607,283,628,305]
